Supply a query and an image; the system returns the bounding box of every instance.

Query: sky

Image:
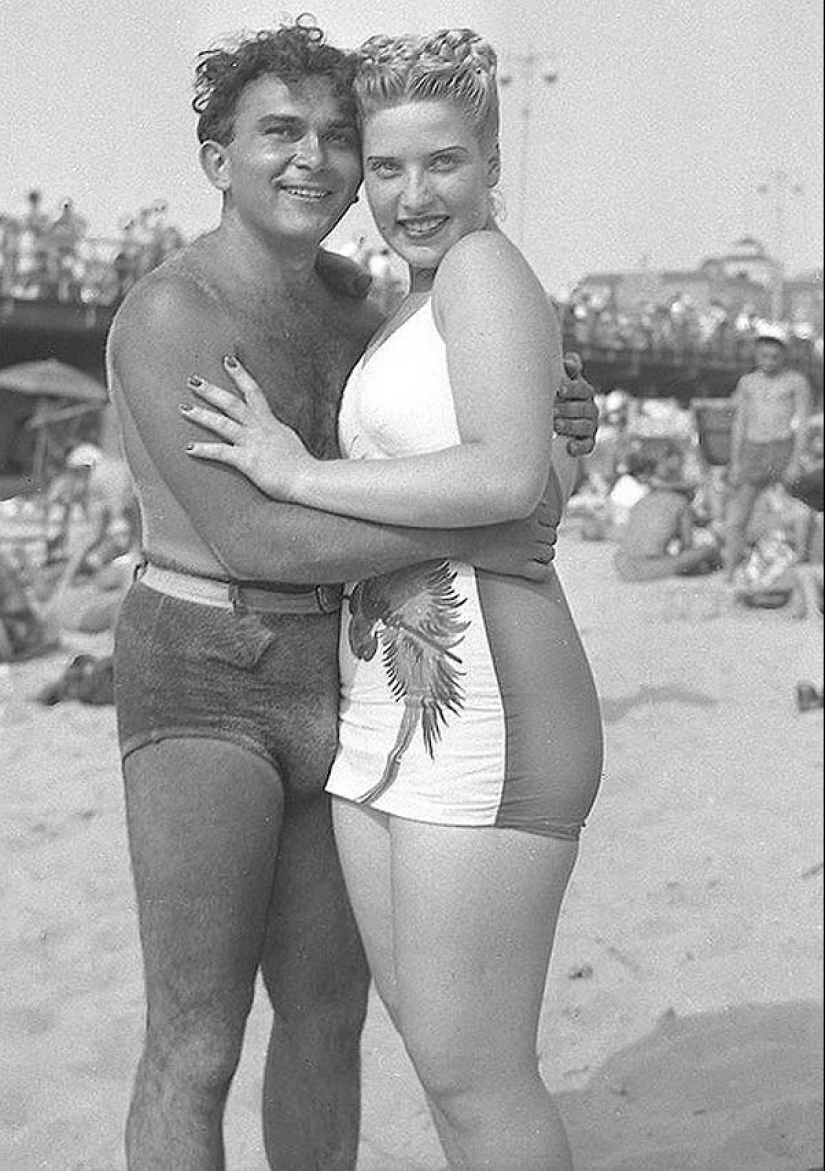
[4,0,823,295]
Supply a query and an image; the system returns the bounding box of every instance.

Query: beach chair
[692,398,736,467]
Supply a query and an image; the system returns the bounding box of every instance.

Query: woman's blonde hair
[354,28,500,152]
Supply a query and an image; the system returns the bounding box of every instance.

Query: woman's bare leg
[391,820,578,1171]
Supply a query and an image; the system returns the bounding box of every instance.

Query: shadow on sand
[557,1000,823,1171]
[600,683,719,723]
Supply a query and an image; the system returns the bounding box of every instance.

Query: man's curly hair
[193,16,357,145]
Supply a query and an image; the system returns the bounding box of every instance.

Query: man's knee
[143,1008,248,1103]
[269,959,370,1055]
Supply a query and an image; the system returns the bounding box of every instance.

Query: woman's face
[361,99,498,276]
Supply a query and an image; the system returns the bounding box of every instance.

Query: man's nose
[294,132,325,168]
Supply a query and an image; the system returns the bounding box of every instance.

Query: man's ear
[199,139,232,193]
[487,142,502,188]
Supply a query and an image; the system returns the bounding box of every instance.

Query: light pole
[499,54,558,247]
[756,170,804,320]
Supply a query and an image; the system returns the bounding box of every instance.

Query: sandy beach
[1,532,822,1171]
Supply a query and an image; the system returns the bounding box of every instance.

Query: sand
[1,533,822,1171]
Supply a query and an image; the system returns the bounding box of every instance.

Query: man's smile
[279,183,335,202]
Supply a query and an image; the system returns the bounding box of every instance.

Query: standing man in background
[724,325,812,580]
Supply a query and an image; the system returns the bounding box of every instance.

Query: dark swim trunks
[738,437,794,487]
[114,580,341,798]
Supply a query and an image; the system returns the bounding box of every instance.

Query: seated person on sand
[728,469,822,618]
[0,549,55,662]
[614,443,721,582]
[58,442,139,573]
[572,444,651,542]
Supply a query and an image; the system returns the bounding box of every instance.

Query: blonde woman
[184,28,603,1168]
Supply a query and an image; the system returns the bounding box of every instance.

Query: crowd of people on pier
[1,190,822,371]
[561,283,823,369]
[0,190,185,305]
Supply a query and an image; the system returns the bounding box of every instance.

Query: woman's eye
[368,160,400,177]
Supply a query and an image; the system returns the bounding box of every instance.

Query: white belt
[136,563,343,615]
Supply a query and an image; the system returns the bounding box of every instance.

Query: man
[614,443,721,581]
[724,324,812,579]
[107,22,598,1171]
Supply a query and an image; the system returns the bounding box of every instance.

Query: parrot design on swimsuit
[346,559,470,804]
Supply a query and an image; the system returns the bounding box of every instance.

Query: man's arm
[727,380,748,482]
[109,274,553,584]
[787,373,814,471]
[554,352,599,457]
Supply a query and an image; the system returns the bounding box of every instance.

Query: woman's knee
[402,1014,539,1105]
[402,1031,482,1106]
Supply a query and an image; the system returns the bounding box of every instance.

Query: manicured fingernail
[223,354,238,369]
[179,402,193,412]
[187,376,203,388]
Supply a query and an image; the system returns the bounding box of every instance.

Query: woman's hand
[180,355,315,501]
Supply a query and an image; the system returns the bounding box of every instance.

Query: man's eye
[431,154,458,171]
[327,130,357,146]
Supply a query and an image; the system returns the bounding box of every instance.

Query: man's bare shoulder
[107,250,239,407]
[110,252,222,352]
[333,294,386,352]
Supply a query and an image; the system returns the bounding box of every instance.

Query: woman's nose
[400,170,433,209]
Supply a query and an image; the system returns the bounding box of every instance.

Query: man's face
[754,340,785,376]
[217,74,363,245]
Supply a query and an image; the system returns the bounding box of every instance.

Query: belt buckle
[228,582,249,615]
[314,584,341,613]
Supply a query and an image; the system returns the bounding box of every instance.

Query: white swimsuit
[325,301,602,838]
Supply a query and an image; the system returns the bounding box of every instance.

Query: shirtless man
[107,22,598,1170]
[724,326,812,579]
[614,444,720,581]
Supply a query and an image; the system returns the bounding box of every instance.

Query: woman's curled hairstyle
[354,28,500,150]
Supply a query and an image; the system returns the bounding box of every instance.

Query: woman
[183,28,603,1169]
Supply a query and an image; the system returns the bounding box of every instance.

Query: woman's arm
[186,232,576,528]
[111,271,555,583]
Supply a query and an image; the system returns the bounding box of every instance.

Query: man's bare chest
[228,306,365,459]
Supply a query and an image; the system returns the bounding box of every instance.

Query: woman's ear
[199,139,232,192]
[487,142,502,188]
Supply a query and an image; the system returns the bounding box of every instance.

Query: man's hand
[466,493,560,582]
[315,249,372,300]
[554,352,599,457]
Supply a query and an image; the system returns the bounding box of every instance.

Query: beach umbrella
[0,360,106,404]
[0,361,106,489]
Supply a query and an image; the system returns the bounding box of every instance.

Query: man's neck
[207,217,321,301]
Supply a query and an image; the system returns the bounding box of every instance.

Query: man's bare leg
[724,480,761,579]
[259,791,370,1171]
[123,738,285,1171]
